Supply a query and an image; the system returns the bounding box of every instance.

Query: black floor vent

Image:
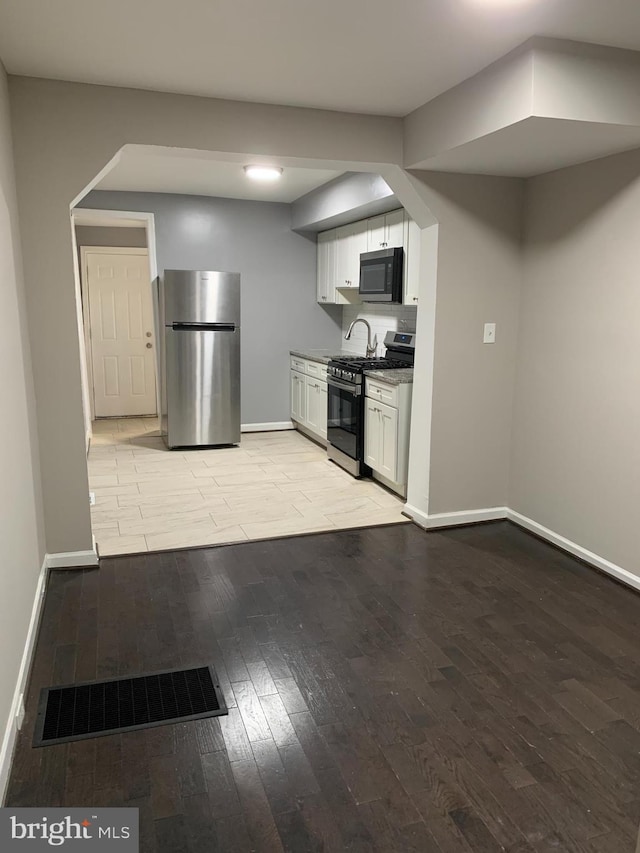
[34,665,227,746]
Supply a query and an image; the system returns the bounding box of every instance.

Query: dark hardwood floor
[7,521,640,852]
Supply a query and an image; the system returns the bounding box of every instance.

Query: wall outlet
[483,323,496,344]
[15,694,25,731]
[89,491,96,506]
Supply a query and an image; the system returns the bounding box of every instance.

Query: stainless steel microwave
[359,247,403,303]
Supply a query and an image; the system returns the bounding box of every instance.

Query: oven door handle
[327,376,361,396]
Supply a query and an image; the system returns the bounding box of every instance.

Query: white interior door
[86,249,156,417]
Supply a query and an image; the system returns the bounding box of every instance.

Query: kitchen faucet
[345,318,377,358]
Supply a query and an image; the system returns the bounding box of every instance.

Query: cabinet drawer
[365,378,398,408]
[305,360,328,381]
[290,356,306,373]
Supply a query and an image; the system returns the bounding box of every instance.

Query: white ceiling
[95,149,343,202]
[416,117,640,177]
[2,0,640,116]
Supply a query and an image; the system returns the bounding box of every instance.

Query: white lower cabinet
[290,369,306,424]
[305,378,327,438]
[290,356,328,443]
[365,398,398,482]
[364,377,413,496]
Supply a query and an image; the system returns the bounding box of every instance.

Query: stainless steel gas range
[327,331,416,477]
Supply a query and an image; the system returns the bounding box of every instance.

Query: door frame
[71,207,159,447]
[80,245,155,420]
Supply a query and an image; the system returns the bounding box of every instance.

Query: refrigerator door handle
[170,322,236,331]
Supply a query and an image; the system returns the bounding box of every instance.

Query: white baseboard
[46,547,99,570]
[0,557,48,805]
[403,502,639,593]
[403,504,508,529]
[241,422,293,433]
[507,509,640,593]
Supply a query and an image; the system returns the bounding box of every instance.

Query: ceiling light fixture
[244,165,283,181]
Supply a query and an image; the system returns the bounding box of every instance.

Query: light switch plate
[483,323,496,344]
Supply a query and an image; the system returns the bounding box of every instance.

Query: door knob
[146,331,152,337]
[146,343,152,349]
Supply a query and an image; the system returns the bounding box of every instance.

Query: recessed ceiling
[95,149,343,202]
[3,0,640,116]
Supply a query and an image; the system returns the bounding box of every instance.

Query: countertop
[364,368,414,385]
[290,350,414,384]
[290,349,354,365]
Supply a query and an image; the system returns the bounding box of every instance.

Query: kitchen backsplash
[341,303,418,356]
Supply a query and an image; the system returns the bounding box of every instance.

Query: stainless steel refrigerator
[159,270,240,448]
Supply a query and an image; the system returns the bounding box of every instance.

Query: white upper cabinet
[385,209,406,249]
[404,218,421,305]
[335,220,368,288]
[366,209,406,251]
[317,208,424,305]
[366,215,386,252]
[316,229,337,304]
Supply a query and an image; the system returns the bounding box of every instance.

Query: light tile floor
[88,417,408,556]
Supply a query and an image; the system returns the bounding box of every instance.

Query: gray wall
[79,190,341,425]
[75,225,147,250]
[512,147,640,577]
[74,225,147,279]
[408,171,524,515]
[8,75,401,553]
[0,62,45,797]
[13,71,636,586]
